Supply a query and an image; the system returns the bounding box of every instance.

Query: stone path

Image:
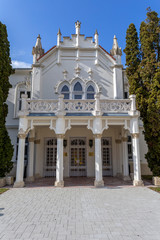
[24,177,152,188]
[0,186,160,240]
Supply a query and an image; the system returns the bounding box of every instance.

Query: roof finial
[32,34,44,63]
[110,35,122,56]
[57,28,62,46]
[57,28,61,35]
[75,20,81,35]
[95,29,98,35]
[94,29,99,47]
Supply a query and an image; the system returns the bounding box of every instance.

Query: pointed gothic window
[86,85,95,99]
[61,85,69,99]
[73,82,83,99]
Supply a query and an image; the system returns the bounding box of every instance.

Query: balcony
[19,94,136,116]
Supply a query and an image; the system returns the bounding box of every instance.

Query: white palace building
[7,21,151,188]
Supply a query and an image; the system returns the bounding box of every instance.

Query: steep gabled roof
[37,45,56,61]
[37,44,116,63]
[99,45,116,61]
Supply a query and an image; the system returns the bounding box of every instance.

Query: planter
[5,176,14,185]
[0,177,6,187]
[152,176,160,186]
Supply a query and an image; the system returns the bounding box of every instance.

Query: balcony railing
[27,100,58,113]
[20,94,136,116]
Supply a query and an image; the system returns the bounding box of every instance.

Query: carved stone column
[26,130,35,182]
[13,131,26,188]
[122,133,130,181]
[115,139,122,177]
[94,134,104,187]
[131,133,144,186]
[55,134,64,187]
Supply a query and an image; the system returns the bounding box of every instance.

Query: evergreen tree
[124,8,160,176]
[0,22,14,177]
[123,23,140,95]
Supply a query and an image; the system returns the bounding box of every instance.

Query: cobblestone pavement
[24,177,152,188]
[0,185,160,240]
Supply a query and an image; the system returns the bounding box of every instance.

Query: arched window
[61,85,69,99]
[86,85,95,99]
[73,82,83,99]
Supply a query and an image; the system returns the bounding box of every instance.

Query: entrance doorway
[44,138,57,177]
[70,138,86,176]
[102,137,112,176]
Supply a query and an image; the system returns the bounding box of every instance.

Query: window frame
[61,85,70,99]
[86,85,95,99]
[73,81,83,100]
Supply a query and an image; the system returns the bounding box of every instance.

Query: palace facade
[7,21,151,187]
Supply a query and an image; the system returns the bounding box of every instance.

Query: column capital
[115,139,122,144]
[131,133,139,139]
[56,134,65,139]
[93,134,102,138]
[18,128,27,139]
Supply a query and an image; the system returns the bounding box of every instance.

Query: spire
[32,34,44,63]
[110,35,122,56]
[94,29,99,47]
[57,28,62,46]
[57,28,61,35]
[95,29,98,35]
[75,20,81,35]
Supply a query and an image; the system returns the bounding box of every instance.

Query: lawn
[149,187,160,193]
[0,188,9,194]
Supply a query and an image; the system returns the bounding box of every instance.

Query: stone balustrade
[27,99,58,113]
[24,96,135,115]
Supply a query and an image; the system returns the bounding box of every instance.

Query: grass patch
[142,175,153,181]
[0,188,9,195]
[149,187,160,193]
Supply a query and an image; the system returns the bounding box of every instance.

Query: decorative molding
[87,119,93,133]
[124,119,130,131]
[100,100,131,112]
[115,139,122,144]
[102,119,109,133]
[64,100,95,112]
[54,76,101,95]
[18,128,27,139]
[49,120,56,132]
[131,133,139,139]
[65,119,71,133]
[74,64,81,76]
[27,100,58,113]
[93,134,102,138]
[88,68,93,79]
[56,134,65,139]
[62,70,68,80]
[18,133,26,139]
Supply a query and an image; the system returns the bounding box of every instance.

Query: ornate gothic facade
[7,21,151,188]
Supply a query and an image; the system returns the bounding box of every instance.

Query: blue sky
[0,0,160,67]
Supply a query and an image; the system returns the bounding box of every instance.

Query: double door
[102,137,112,176]
[44,138,57,177]
[70,138,86,176]
[44,137,112,177]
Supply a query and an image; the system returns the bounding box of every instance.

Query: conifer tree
[0,22,14,177]
[124,8,160,176]
[123,23,141,98]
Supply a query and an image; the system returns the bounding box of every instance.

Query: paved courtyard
[0,183,160,240]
